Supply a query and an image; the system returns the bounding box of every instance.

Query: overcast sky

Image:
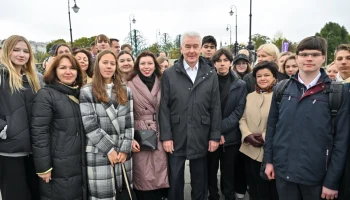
[1,0,349,46]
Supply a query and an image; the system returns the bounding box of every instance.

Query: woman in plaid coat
[80,50,134,199]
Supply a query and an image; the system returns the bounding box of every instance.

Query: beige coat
[239,91,273,162]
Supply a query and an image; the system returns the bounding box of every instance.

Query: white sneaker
[236,193,245,199]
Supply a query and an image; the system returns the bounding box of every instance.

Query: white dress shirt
[298,72,321,90]
[183,60,199,83]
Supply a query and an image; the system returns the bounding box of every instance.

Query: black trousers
[235,152,248,195]
[275,176,322,200]
[134,188,163,200]
[245,155,278,200]
[207,144,240,200]
[168,155,208,200]
[0,155,40,200]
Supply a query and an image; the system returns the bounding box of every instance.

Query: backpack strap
[328,81,344,135]
[275,79,291,106]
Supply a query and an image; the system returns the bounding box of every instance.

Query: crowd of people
[0,32,349,200]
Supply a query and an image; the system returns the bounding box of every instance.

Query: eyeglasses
[298,53,323,58]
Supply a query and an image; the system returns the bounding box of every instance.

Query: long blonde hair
[0,35,40,93]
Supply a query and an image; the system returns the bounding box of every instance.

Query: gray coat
[80,84,134,199]
[159,56,221,159]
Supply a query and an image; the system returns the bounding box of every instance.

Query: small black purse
[134,129,158,151]
[134,96,159,151]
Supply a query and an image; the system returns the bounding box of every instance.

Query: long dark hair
[128,51,162,81]
[92,50,127,104]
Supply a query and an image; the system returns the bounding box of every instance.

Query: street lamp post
[226,24,232,46]
[156,29,160,45]
[325,32,332,66]
[129,14,136,47]
[229,5,238,54]
[68,0,79,47]
[247,0,254,51]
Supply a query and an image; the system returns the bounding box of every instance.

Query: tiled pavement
[184,160,249,200]
[0,161,249,200]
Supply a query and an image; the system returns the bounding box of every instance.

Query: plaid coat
[80,84,134,199]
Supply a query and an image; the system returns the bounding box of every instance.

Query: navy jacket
[220,70,247,146]
[264,69,350,190]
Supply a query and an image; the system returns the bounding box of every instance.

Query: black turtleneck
[218,72,230,93]
[138,72,156,92]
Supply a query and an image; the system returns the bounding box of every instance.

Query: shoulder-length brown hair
[73,49,94,77]
[128,51,162,81]
[92,50,127,105]
[43,54,83,87]
[282,54,297,75]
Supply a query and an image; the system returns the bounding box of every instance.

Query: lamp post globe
[72,3,79,13]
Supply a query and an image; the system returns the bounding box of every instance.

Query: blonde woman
[326,62,338,81]
[243,44,289,93]
[0,35,41,200]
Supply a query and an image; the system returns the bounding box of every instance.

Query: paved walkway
[184,161,249,200]
[0,161,249,200]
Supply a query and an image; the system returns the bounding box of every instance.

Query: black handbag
[134,95,159,151]
[114,163,137,200]
[134,129,158,151]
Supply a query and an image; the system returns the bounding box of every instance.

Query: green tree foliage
[168,35,181,59]
[46,39,67,53]
[159,33,173,53]
[316,22,350,64]
[124,29,148,56]
[145,43,160,55]
[73,36,96,48]
[252,34,270,49]
[34,51,49,63]
[169,48,181,59]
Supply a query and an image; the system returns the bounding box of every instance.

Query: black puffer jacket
[0,64,36,153]
[31,83,87,200]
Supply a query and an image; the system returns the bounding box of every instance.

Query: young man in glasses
[264,36,350,200]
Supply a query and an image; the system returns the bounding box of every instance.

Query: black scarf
[138,72,155,92]
[217,72,232,116]
[46,82,80,99]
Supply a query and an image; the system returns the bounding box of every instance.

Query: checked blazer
[80,84,134,199]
